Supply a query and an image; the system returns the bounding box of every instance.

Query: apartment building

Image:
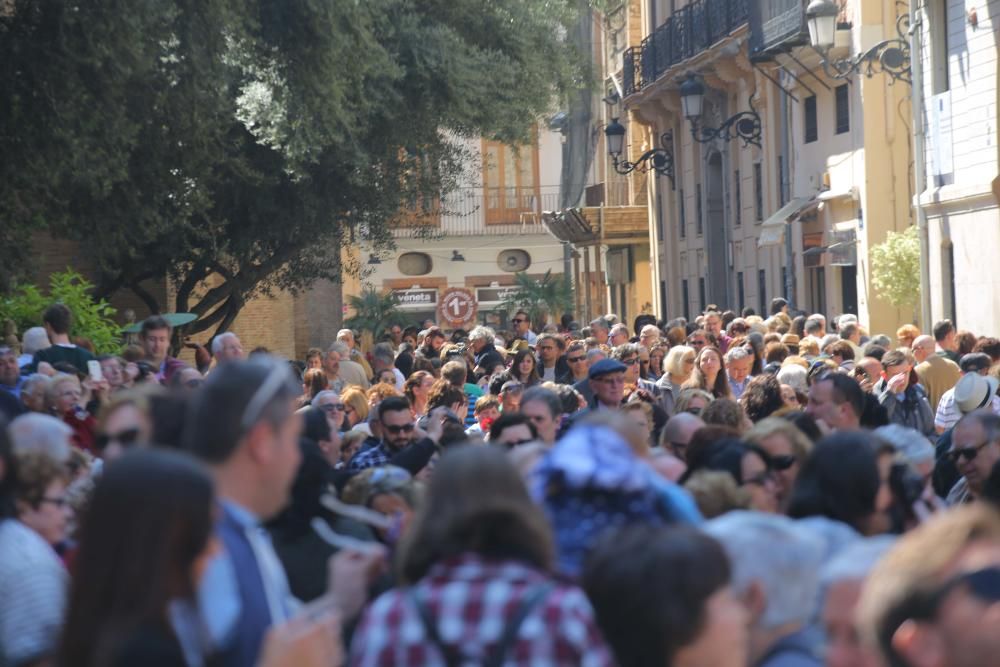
[616,0,919,335]
[356,131,570,329]
[916,0,1000,333]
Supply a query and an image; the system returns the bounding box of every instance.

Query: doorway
[840,265,858,316]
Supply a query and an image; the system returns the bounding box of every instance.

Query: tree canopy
[0,0,591,337]
[870,225,921,311]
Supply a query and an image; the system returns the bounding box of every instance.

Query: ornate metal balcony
[624,0,749,96]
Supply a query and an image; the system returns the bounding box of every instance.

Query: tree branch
[128,281,162,315]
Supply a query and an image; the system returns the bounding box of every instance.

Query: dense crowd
[2,299,1000,667]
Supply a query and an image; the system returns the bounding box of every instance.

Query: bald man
[913,334,960,411]
[659,412,704,462]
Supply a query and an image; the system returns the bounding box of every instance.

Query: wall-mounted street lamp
[679,75,762,149]
[604,118,675,186]
[806,0,911,85]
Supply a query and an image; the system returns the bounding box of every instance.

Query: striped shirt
[0,520,68,666]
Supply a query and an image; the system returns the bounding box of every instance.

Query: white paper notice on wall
[929,91,954,184]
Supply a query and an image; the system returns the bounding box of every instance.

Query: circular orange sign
[437,287,478,328]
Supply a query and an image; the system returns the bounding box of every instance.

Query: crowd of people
[3,298,1000,666]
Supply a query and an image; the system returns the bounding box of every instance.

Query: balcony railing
[623,0,748,96]
[391,187,562,238]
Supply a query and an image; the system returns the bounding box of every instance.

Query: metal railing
[624,0,748,96]
[390,187,562,238]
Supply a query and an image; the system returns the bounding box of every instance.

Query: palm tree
[344,287,409,337]
[499,270,574,331]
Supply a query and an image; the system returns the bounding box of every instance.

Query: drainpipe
[910,0,932,328]
[780,71,795,308]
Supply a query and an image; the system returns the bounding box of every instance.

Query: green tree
[500,270,574,330]
[1,0,591,338]
[0,270,121,354]
[870,225,921,312]
[344,287,409,337]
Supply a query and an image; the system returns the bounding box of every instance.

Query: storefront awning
[757,195,818,248]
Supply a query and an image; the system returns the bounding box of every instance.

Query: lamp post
[805,0,911,85]
[604,118,675,186]
[679,75,762,149]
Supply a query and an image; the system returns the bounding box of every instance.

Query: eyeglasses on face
[382,423,415,434]
[769,455,797,471]
[621,357,638,365]
[688,339,706,347]
[95,427,142,451]
[512,318,527,324]
[948,439,993,464]
[567,356,586,363]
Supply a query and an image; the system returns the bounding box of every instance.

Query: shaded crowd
[2,299,1000,667]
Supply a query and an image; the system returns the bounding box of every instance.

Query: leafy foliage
[870,225,921,309]
[0,271,121,353]
[0,0,592,336]
[344,287,409,337]
[499,270,574,330]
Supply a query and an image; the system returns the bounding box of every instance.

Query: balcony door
[482,134,541,225]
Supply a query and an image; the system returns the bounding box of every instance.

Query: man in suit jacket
[187,356,304,667]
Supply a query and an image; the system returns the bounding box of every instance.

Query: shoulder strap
[408,582,555,667]
[485,582,555,667]
[408,588,463,667]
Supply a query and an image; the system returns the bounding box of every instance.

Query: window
[781,267,787,301]
[737,272,745,311]
[835,84,850,134]
[660,280,668,320]
[929,1,950,94]
[679,188,686,238]
[698,277,707,312]
[682,279,690,320]
[804,95,817,143]
[753,163,763,222]
[733,170,742,227]
[696,183,703,235]
[758,269,767,314]
[482,134,540,225]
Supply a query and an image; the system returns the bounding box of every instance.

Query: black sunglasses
[383,423,415,434]
[948,439,992,464]
[95,427,142,451]
[770,454,797,471]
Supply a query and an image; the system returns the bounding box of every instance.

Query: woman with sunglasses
[680,439,780,513]
[95,387,158,460]
[683,346,732,400]
[746,417,813,511]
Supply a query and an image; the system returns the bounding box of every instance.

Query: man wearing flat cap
[587,358,628,411]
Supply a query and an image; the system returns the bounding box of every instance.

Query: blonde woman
[658,345,696,416]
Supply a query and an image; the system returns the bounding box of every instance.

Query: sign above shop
[475,286,519,303]
[437,287,478,328]
[392,288,438,309]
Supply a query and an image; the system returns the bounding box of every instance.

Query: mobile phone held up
[87,360,103,383]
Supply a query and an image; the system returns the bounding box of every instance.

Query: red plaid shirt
[348,553,614,667]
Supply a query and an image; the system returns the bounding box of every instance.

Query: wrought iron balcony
[622,0,749,96]
[390,187,562,238]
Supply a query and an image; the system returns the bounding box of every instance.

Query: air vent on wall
[397,252,433,276]
[497,249,531,273]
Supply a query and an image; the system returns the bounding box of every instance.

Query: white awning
[757,196,817,248]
